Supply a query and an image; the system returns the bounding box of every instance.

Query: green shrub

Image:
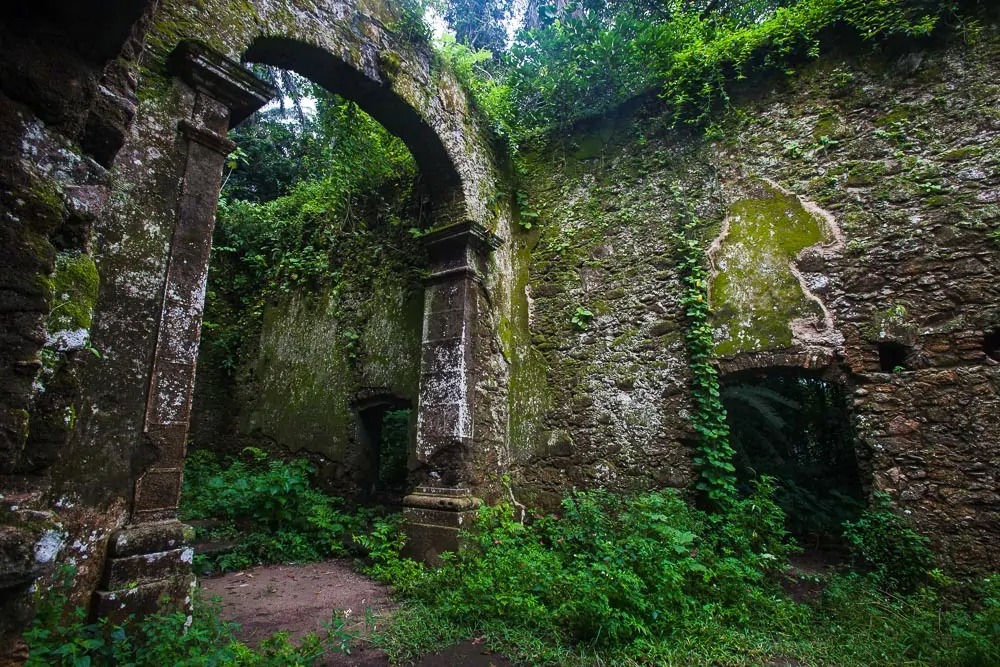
[352,515,427,595]
[842,491,935,593]
[406,482,799,647]
[368,484,998,666]
[180,449,369,572]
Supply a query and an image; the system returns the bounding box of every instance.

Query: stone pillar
[403,221,500,563]
[94,42,273,620]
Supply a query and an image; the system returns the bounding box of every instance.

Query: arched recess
[717,359,869,545]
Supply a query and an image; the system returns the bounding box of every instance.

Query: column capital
[167,40,276,125]
[421,220,503,259]
[421,220,502,285]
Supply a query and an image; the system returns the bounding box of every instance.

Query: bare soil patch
[200,559,393,665]
[199,559,515,666]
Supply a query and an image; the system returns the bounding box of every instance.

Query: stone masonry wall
[1,0,509,657]
[511,29,1000,570]
[0,1,157,660]
[189,204,427,500]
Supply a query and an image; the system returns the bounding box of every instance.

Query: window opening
[878,341,909,373]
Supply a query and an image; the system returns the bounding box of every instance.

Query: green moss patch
[709,182,828,356]
[46,253,100,333]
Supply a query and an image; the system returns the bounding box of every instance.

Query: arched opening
[721,368,865,546]
[242,37,464,208]
[182,45,435,576]
[187,40,436,485]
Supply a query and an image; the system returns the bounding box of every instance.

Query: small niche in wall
[985,329,1000,362]
[878,341,910,372]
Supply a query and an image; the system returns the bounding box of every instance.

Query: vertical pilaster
[403,221,500,563]
[95,41,273,620]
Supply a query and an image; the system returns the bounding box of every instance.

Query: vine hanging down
[672,189,737,507]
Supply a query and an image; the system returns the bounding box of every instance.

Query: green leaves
[399,486,798,647]
[444,0,958,139]
[180,450,366,571]
[842,492,935,593]
[672,188,737,507]
[570,305,594,330]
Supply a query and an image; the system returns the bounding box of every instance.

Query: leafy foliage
[204,85,421,373]
[842,491,935,593]
[180,449,369,572]
[377,409,411,492]
[436,0,961,142]
[443,0,509,52]
[672,189,737,506]
[369,484,998,666]
[352,515,427,595]
[722,375,865,536]
[401,482,794,646]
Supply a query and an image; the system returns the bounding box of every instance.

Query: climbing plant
[672,189,737,507]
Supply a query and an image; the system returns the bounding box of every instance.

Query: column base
[402,486,481,565]
[93,520,195,623]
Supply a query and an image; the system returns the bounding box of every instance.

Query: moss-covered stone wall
[2,0,510,649]
[190,210,426,500]
[511,29,1000,569]
[0,0,158,657]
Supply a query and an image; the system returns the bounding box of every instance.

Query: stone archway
[90,0,504,619]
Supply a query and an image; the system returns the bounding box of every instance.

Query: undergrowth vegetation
[26,567,352,666]
[180,448,372,573]
[365,486,999,666]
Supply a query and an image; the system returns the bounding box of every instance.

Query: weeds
[180,448,371,573]
[366,486,998,666]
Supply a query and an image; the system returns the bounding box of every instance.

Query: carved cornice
[167,40,276,125]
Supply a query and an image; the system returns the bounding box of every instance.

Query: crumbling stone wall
[511,30,1000,570]
[0,1,158,660]
[189,199,428,500]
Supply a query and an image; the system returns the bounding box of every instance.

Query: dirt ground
[200,559,514,666]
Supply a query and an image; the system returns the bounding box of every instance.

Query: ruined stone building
[1,0,997,659]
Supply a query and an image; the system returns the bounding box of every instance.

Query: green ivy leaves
[673,189,737,508]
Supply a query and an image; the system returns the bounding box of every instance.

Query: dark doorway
[985,329,1000,362]
[721,371,864,540]
[356,398,412,505]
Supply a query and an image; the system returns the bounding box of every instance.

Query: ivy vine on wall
[672,188,737,507]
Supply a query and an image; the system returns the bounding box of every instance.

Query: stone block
[109,521,189,558]
[93,574,194,625]
[103,546,194,589]
[402,487,481,565]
